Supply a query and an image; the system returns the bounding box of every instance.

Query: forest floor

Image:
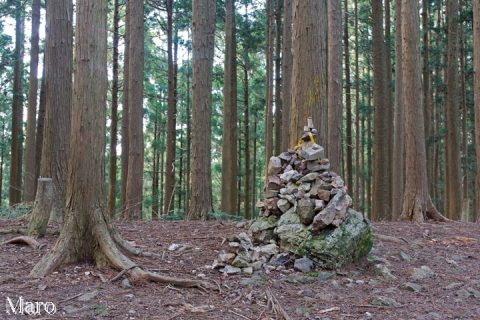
[0,218,479,320]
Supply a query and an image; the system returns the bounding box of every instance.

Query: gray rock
[269,252,291,266]
[220,265,242,275]
[411,266,435,281]
[278,212,301,226]
[297,198,316,225]
[263,190,279,198]
[240,275,266,286]
[312,190,351,231]
[77,290,99,302]
[268,157,283,175]
[279,152,293,162]
[318,271,336,281]
[250,216,278,243]
[280,170,299,182]
[445,282,463,290]
[121,278,133,289]
[427,312,442,320]
[298,183,311,193]
[242,267,253,275]
[315,293,335,301]
[374,264,396,280]
[280,209,373,269]
[294,257,314,273]
[254,243,279,256]
[399,251,413,262]
[403,282,423,292]
[299,172,320,183]
[302,143,325,161]
[218,252,236,264]
[371,296,402,307]
[277,199,291,213]
[455,288,472,299]
[467,287,480,298]
[314,199,326,213]
[286,183,299,194]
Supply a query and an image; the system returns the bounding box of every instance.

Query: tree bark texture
[186,0,216,220]
[371,0,391,220]
[164,0,176,215]
[221,0,238,215]
[27,178,53,237]
[274,0,282,155]
[327,0,343,175]
[444,0,462,220]
[290,0,328,147]
[265,0,274,176]
[400,0,446,223]
[392,0,405,219]
[281,0,292,150]
[37,0,73,222]
[125,0,145,220]
[23,0,41,202]
[473,0,480,221]
[108,0,120,217]
[9,1,25,206]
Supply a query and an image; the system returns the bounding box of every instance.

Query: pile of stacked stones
[213,120,373,275]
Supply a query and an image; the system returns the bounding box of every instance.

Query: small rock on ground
[294,257,314,273]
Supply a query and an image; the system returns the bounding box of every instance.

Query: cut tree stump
[27,178,53,237]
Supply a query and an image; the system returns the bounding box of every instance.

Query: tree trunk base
[400,196,450,223]
[30,208,212,291]
[27,178,53,237]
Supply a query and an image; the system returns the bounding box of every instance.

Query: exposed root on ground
[2,236,45,250]
[30,208,214,291]
[0,228,26,235]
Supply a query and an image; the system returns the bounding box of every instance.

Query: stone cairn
[213,119,373,275]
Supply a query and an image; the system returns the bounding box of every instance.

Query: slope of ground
[0,218,479,319]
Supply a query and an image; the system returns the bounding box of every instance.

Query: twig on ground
[109,265,137,282]
[230,309,252,320]
[266,288,292,320]
[375,234,409,244]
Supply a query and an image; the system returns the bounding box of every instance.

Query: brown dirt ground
[0,219,479,320]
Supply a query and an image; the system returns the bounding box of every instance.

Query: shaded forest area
[0,0,478,222]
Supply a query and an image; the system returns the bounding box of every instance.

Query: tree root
[0,228,26,235]
[110,228,152,257]
[2,236,45,250]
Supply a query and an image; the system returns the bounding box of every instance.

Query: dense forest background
[0,0,478,222]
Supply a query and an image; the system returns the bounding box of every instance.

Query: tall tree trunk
[164,0,176,215]
[35,0,73,222]
[392,0,405,219]
[120,2,130,215]
[327,0,343,174]
[400,0,446,222]
[281,0,292,150]
[9,1,25,206]
[186,0,216,220]
[265,0,274,174]
[221,0,238,215]
[341,0,351,186]
[125,0,145,220]
[274,0,282,155]
[290,0,328,147]
[23,0,41,202]
[252,116,258,216]
[354,0,361,207]
[367,64,373,217]
[108,0,120,217]
[185,44,191,212]
[371,0,391,220]
[473,0,480,221]
[384,0,394,219]
[152,108,160,219]
[0,121,5,207]
[35,62,46,183]
[444,0,462,220]
[243,66,251,219]
[423,0,433,197]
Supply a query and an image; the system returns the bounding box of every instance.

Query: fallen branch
[0,227,26,235]
[266,288,292,320]
[2,236,45,250]
[229,310,252,320]
[319,307,340,314]
[375,234,409,244]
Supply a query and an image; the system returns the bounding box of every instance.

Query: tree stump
[27,178,53,237]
